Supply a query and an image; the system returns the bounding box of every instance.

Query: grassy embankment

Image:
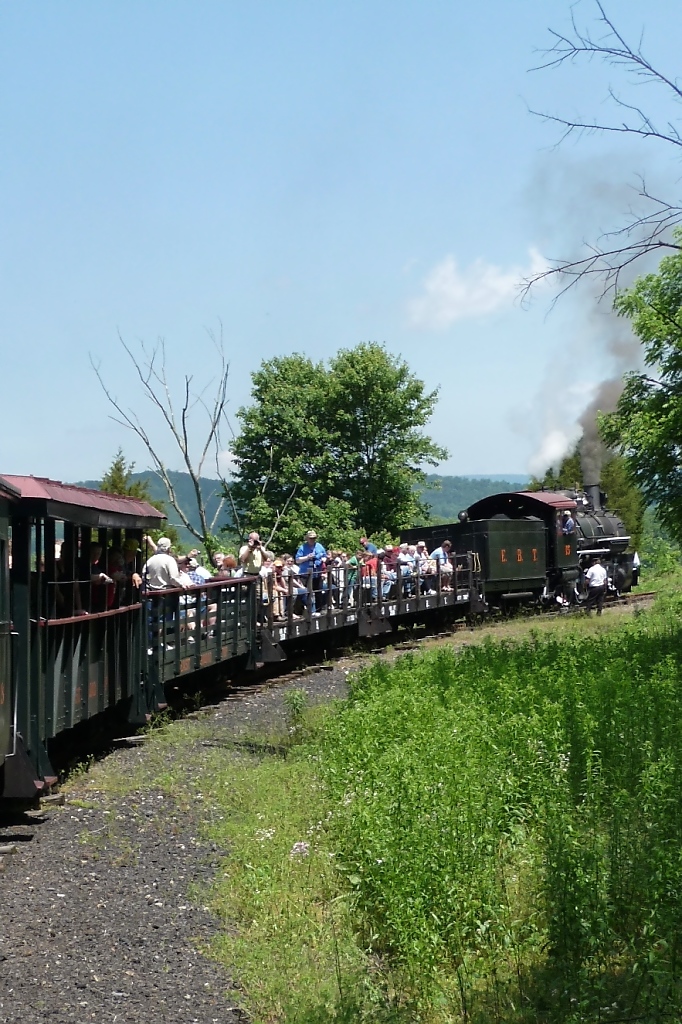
[74,571,682,1023]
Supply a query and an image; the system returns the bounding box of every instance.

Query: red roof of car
[516,491,578,510]
[2,475,166,527]
[0,475,21,502]
[466,489,578,519]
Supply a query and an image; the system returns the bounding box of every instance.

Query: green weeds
[65,589,682,1022]
[319,593,682,1020]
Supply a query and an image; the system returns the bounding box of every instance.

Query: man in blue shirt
[429,540,452,565]
[360,535,378,555]
[561,512,576,535]
[296,530,327,613]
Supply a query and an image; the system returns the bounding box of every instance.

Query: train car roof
[0,475,21,502]
[467,490,577,519]
[2,475,166,529]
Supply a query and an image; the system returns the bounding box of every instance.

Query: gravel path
[0,667,350,1024]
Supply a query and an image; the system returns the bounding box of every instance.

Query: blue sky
[1,0,680,481]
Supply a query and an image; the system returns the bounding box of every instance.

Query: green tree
[600,455,646,552]
[101,449,180,548]
[228,343,447,551]
[601,235,682,546]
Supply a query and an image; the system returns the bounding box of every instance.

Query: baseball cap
[156,537,172,552]
[306,530,317,539]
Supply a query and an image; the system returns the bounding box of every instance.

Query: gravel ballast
[0,667,350,1024]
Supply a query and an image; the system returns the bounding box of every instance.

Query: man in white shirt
[143,537,185,591]
[585,557,608,615]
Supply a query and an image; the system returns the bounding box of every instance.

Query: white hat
[156,537,172,552]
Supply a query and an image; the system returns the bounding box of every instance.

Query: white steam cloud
[528,429,580,478]
[522,151,665,481]
[408,249,547,329]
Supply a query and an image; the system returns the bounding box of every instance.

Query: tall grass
[319,596,682,1020]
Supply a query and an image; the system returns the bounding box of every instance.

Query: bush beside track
[320,596,682,1021]
[64,579,682,1023]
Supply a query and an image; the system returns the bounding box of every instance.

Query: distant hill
[74,470,527,544]
[75,470,224,548]
[418,474,527,523]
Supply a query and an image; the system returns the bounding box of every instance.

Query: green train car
[0,475,260,799]
[0,476,20,796]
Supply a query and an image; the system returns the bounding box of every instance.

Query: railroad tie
[41,793,65,807]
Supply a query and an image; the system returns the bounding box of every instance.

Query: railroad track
[169,587,658,711]
[0,587,658,864]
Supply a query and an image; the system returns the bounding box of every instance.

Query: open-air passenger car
[0,475,20,797]
[1,476,166,797]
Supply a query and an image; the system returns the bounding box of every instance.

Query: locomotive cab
[466,491,581,603]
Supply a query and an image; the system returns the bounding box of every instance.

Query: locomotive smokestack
[585,483,601,511]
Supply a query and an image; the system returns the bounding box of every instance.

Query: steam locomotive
[402,485,636,608]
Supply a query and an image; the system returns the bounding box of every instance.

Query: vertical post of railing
[287,572,294,631]
[327,566,333,624]
[248,579,258,665]
[215,582,223,657]
[44,518,56,621]
[437,560,442,600]
[232,581,240,658]
[266,574,274,630]
[341,564,349,616]
[193,586,201,671]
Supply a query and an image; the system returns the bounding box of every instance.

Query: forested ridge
[75,470,527,545]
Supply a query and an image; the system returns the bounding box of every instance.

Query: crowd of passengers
[52,529,461,620]
[233,529,460,620]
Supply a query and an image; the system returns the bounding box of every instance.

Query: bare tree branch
[91,326,238,554]
[263,485,297,549]
[526,1,682,299]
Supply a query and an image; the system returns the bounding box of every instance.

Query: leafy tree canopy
[529,444,645,550]
[228,343,447,552]
[601,234,682,546]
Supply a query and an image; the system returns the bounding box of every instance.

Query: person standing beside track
[585,556,608,615]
